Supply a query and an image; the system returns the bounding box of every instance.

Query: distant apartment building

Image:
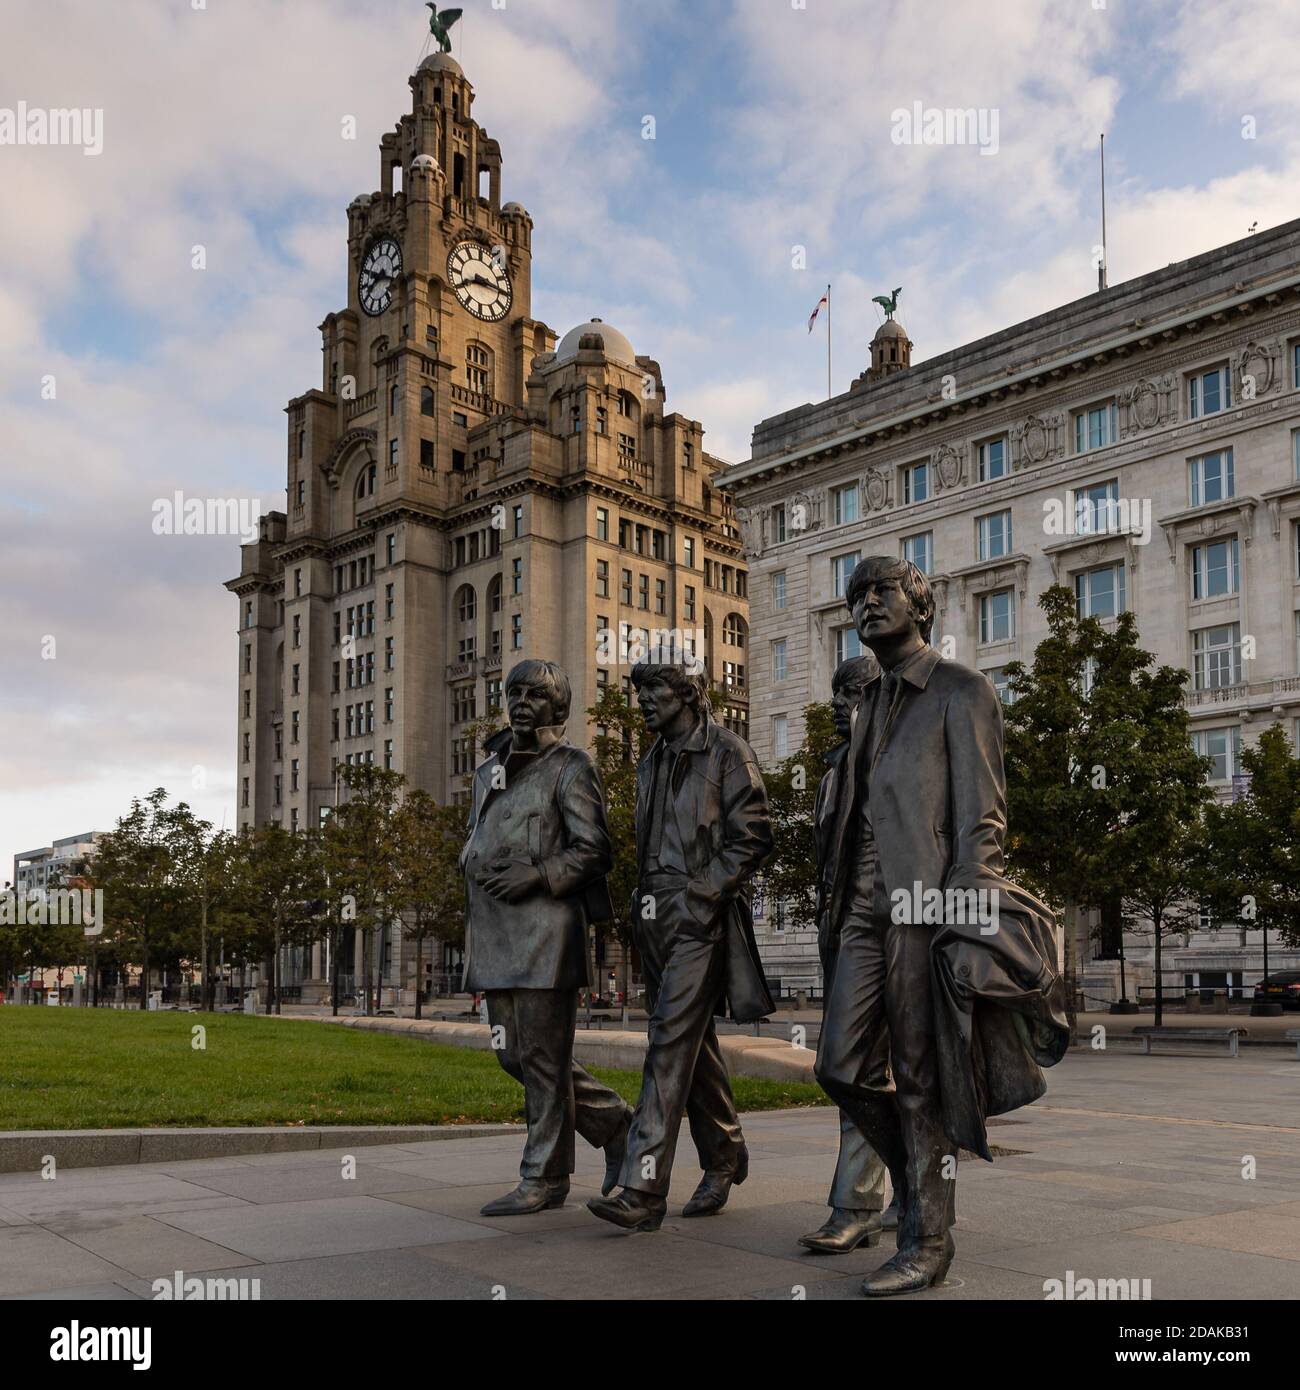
[722,220,1300,1003]
[12,832,104,897]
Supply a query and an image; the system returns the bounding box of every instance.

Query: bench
[1286,1029,1300,1059]
[1129,1026,1246,1058]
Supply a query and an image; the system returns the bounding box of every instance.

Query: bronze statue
[872,287,903,319]
[426,4,462,54]
[813,557,1068,1295]
[798,655,899,1254]
[587,657,774,1232]
[461,659,632,1216]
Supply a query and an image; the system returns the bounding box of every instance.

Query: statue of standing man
[461,659,632,1216]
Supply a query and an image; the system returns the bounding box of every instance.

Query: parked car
[1254,971,1300,1010]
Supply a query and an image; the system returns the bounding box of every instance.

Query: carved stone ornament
[1237,341,1276,399]
[864,467,890,512]
[933,444,963,492]
[1020,415,1050,466]
[733,505,761,557]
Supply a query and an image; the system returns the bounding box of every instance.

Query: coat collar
[640,712,711,771]
[862,642,941,693]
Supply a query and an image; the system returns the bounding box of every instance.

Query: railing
[449,383,499,416]
[446,659,474,681]
[480,653,502,675]
[345,388,377,420]
[1187,675,1300,709]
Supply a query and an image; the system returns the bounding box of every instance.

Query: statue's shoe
[478,1178,569,1217]
[602,1108,633,1197]
[586,1189,667,1232]
[798,1207,883,1254]
[860,1234,955,1297]
[881,1197,900,1231]
[681,1146,749,1217]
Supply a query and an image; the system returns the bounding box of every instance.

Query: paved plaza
[1,1047,1298,1301]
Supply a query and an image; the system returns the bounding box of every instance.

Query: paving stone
[0,1227,129,1297]
[52,1215,259,1279]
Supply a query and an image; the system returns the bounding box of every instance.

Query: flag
[807,290,828,332]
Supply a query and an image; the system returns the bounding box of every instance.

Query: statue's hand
[480,860,542,903]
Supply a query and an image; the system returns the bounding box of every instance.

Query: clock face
[447,240,512,322]
[359,238,402,316]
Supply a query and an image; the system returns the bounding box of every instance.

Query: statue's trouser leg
[621,883,739,1197]
[487,987,577,1180]
[572,1058,631,1151]
[821,937,890,1213]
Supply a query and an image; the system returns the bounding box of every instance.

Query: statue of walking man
[461,659,632,1216]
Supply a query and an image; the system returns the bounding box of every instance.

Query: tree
[323,764,405,1014]
[90,789,196,1008]
[392,789,467,1018]
[170,812,237,1011]
[762,700,840,932]
[1202,723,1300,999]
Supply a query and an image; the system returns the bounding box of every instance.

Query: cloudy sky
[3,0,1297,871]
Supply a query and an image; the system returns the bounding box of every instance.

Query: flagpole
[826,283,832,400]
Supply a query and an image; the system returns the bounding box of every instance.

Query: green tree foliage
[587,685,650,947]
[762,701,840,932]
[392,788,467,1018]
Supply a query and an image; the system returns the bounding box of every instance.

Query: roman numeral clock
[447,239,512,322]
[358,237,402,316]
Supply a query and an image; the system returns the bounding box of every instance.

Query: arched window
[723,613,747,649]
[355,463,377,500]
[456,584,477,624]
[421,386,434,417]
[486,574,502,614]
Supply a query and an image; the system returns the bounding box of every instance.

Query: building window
[902,461,929,505]
[243,688,251,719]
[244,601,254,629]
[986,667,1014,704]
[242,731,251,763]
[511,613,522,650]
[620,568,633,605]
[291,710,300,743]
[595,559,609,598]
[1074,478,1120,534]
[655,577,667,614]
[457,585,476,623]
[466,342,490,395]
[977,510,1012,562]
[684,584,697,621]
[452,685,477,722]
[241,777,249,808]
[511,557,522,595]
[723,660,745,692]
[293,568,302,597]
[1191,538,1240,600]
[1192,725,1241,782]
[290,759,300,792]
[1193,623,1241,691]
[638,574,649,610]
[513,505,523,539]
[596,507,609,541]
[979,589,1014,644]
[832,483,859,526]
[772,714,789,760]
[243,643,252,674]
[385,583,394,620]
[1075,563,1126,619]
[421,385,434,417]
[902,532,932,575]
[1189,449,1234,506]
[273,774,282,805]
[977,438,1007,482]
[291,663,300,696]
[683,537,696,568]
[384,687,393,721]
[835,627,862,664]
[385,636,395,670]
[723,613,747,648]
[772,639,787,682]
[772,571,787,610]
[773,505,787,544]
[486,678,502,713]
[292,614,301,648]
[384,739,394,771]
[1188,365,1231,419]
[1073,401,1117,454]
[832,551,860,598]
[618,432,637,462]
[683,440,695,470]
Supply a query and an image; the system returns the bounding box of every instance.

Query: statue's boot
[478,1178,569,1217]
[881,1196,901,1231]
[681,1145,749,1217]
[586,1188,667,1232]
[601,1108,634,1197]
[798,1207,883,1254]
[860,1233,955,1297]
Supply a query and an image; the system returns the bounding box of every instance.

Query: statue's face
[831,677,870,738]
[506,679,558,737]
[637,678,686,735]
[852,571,918,648]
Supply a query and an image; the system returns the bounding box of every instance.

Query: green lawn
[0,1009,829,1130]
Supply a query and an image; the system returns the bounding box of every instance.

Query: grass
[0,1008,830,1131]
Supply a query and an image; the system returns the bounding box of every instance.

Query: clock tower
[226,51,749,1006]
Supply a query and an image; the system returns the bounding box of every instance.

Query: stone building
[721,219,1300,1003]
[225,54,747,1002]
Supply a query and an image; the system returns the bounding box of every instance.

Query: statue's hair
[630,662,711,721]
[831,654,878,694]
[844,556,935,643]
[505,659,571,722]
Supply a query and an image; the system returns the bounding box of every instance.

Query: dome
[501,201,527,218]
[410,153,439,173]
[554,318,637,369]
[417,52,464,76]
[872,317,910,341]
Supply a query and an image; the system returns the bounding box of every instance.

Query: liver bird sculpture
[872,287,903,319]
[426,5,463,54]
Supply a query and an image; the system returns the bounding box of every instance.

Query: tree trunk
[139,943,150,1009]
[200,896,210,1012]
[1153,909,1164,1028]
[362,927,373,1016]
[272,924,282,1015]
[330,920,341,1017]
[414,933,423,1020]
